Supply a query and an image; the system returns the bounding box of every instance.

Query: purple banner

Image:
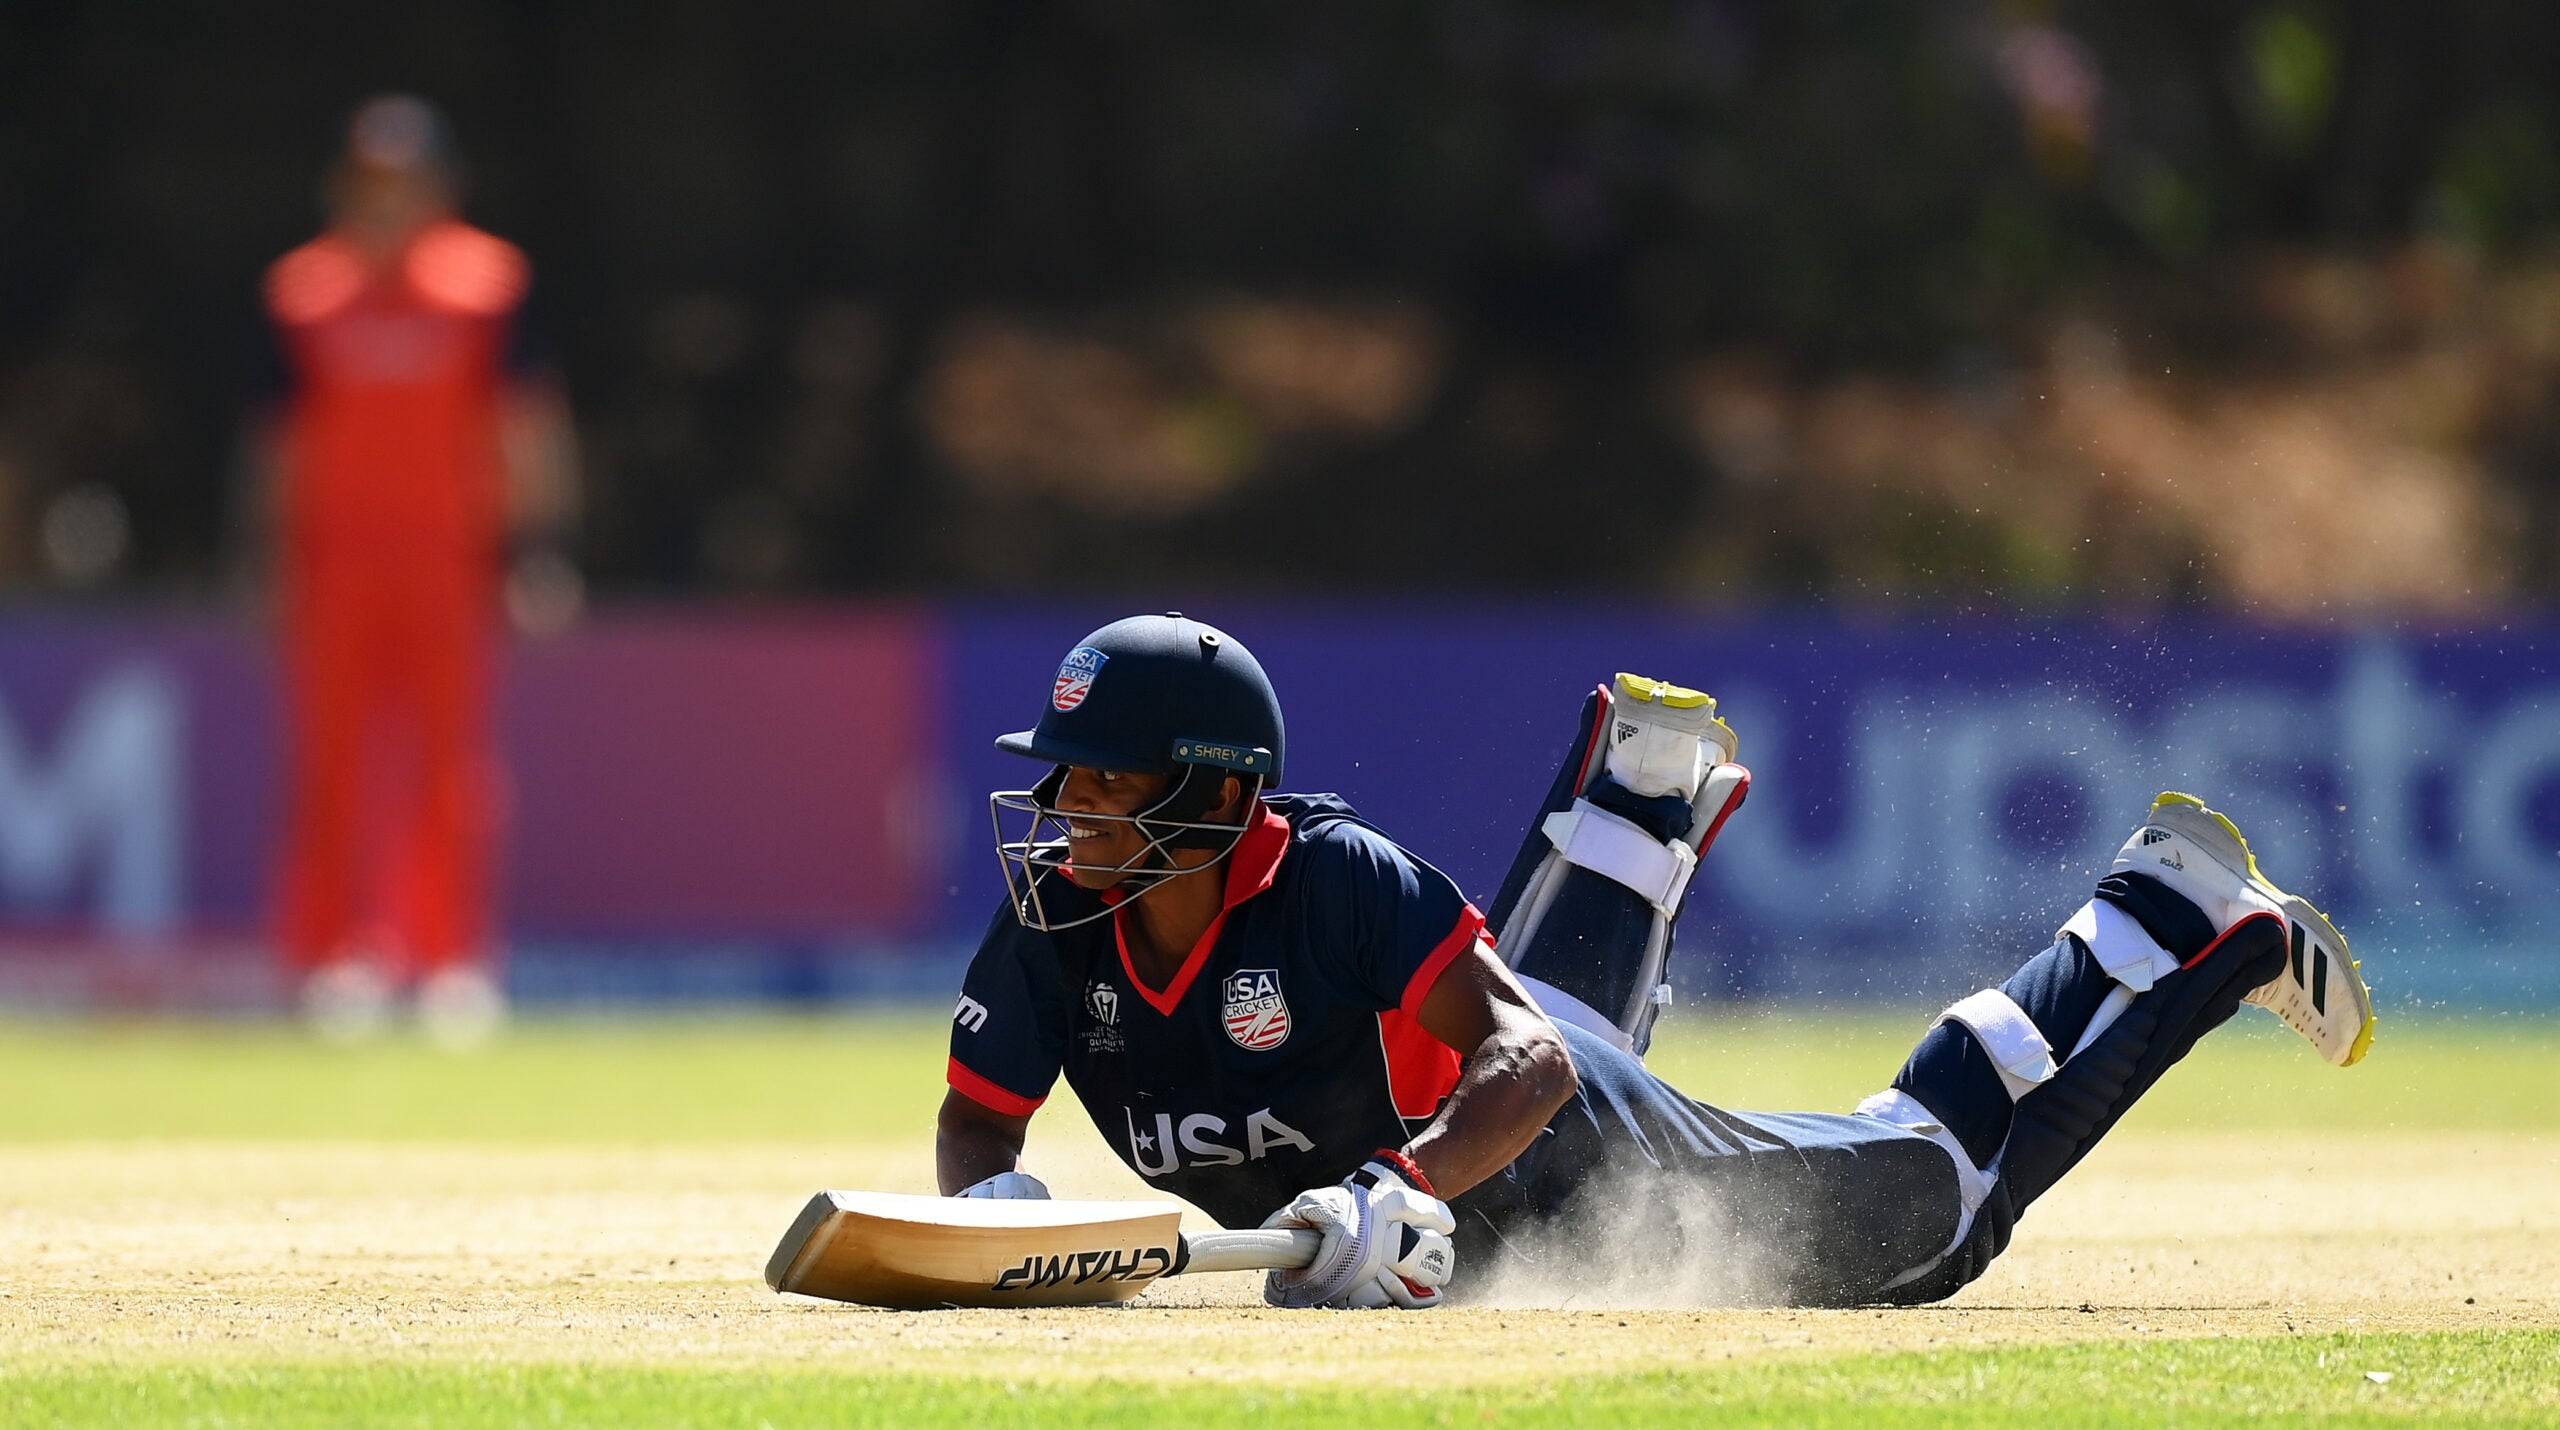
[0,605,2550,1005]
[950,607,2560,1003]
[0,609,941,953]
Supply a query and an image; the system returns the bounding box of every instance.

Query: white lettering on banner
[0,665,183,933]
[1701,639,2560,969]
[2460,693,2560,895]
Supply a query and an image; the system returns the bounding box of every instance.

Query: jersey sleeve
[1313,824,1487,1019]
[945,903,1073,1117]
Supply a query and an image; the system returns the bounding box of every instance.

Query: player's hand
[956,1171,1052,1200]
[1260,1152,1456,1309]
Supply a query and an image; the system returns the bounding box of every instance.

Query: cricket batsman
[941,613,2375,1308]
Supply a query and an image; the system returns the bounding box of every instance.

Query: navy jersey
[948,794,1478,1229]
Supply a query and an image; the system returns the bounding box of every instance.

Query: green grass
[1647,1006,2560,1134]
[4,1013,2553,1426]
[2,1008,2551,1142]
[6,1331,2554,1427]
[0,1015,953,1142]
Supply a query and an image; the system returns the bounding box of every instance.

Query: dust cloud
[1455,1165,1802,1310]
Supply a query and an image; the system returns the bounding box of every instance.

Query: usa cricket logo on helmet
[1052,646,1107,712]
[1220,969,1291,1051]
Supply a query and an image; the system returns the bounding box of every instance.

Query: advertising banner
[0,609,945,1007]
[951,608,2560,1005]
[0,606,2549,1006]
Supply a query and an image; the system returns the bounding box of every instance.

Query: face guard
[990,763,1261,931]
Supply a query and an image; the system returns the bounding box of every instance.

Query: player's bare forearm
[934,1089,1032,1195]
[1405,944,1578,1197]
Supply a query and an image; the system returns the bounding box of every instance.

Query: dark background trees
[7,1,2560,607]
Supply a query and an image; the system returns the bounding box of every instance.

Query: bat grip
[1176,1228,1322,1275]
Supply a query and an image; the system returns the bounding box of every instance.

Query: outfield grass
[3,1006,2552,1140]
[2,1009,2554,1427]
[7,1331,2555,1427]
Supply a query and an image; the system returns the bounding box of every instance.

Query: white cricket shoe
[2113,792,2375,1067]
[417,963,509,1051]
[1606,673,1739,801]
[299,958,392,1045]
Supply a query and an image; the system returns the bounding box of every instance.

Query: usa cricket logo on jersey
[1053,646,1108,712]
[1220,968,1291,1051]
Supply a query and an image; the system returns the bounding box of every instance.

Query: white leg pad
[2055,900,2182,1058]
[2059,898,2183,993]
[1857,1087,1991,1256]
[1938,988,2057,1101]
[1540,800,1698,919]
[1516,975,1637,1056]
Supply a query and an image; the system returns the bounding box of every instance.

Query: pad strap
[1540,799,1697,918]
[1938,988,2058,1102]
[2060,898,2183,992]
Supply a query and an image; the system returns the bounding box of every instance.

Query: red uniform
[263,219,530,978]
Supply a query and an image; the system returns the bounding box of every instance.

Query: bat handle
[1176,1228,1323,1275]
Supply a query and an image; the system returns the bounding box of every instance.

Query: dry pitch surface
[1,1011,2554,1406]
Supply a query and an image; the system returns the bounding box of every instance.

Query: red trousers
[275,558,501,977]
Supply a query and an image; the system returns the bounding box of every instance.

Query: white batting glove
[956,1171,1052,1200]
[1261,1151,1456,1310]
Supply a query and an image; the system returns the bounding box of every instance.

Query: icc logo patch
[1053,646,1109,712]
[1220,968,1291,1051]
[1081,979,1125,1053]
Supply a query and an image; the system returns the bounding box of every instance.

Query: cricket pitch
[0,1011,2553,1418]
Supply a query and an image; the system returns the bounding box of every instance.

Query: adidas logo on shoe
[2139,828,2172,846]
[1615,721,1639,744]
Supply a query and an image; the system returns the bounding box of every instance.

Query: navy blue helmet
[996,612,1284,780]
[991,614,1285,929]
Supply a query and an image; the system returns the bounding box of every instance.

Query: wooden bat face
[765,1191,1189,1309]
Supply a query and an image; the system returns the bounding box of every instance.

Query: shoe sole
[2148,792,2376,1067]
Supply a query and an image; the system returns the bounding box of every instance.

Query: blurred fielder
[941,614,2374,1307]
[250,95,577,1044]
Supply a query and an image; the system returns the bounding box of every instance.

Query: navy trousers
[1448,1021,1965,1306]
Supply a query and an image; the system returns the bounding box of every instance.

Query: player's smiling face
[1054,766,1175,887]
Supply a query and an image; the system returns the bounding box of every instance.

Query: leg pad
[1876,912,2288,1304]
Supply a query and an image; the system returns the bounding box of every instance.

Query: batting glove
[1260,1150,1456,1309]
[957,1171,1052,1200]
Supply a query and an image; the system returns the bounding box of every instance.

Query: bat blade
[766,1191,1189,1309]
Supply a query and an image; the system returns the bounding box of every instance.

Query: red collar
[1114,805,1290,1016]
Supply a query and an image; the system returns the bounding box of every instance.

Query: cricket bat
[764,1190,1322,1309]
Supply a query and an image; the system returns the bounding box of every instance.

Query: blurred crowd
[7,2,2560,613]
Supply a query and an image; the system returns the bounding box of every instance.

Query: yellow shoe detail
[2146,790,2374,1069]
[1614,673,1738,763]
[1616,673,1713,710]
